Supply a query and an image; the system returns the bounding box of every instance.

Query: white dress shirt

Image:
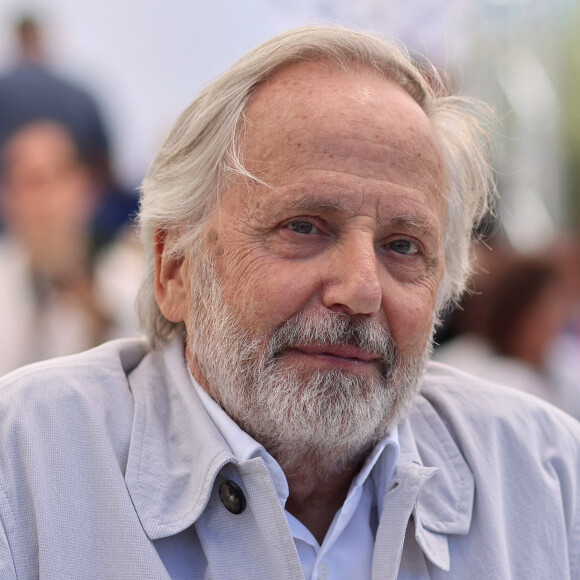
[190,372,400,580]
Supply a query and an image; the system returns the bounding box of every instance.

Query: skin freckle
[207,228,219,244]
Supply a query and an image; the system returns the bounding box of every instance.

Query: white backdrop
[0,0,493,187]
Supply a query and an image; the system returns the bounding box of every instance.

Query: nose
[322,234,382,316]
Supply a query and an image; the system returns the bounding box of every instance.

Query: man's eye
[389,239,418,255]
[289,220,318,234]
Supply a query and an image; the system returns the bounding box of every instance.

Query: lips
[289,343,379,363]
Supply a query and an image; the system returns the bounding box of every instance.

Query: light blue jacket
[0,337,579,579]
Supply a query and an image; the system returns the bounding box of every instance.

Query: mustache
[267,308,398,369]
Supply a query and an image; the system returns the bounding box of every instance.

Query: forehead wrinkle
[274,133,444,192]
[314,132,430,163]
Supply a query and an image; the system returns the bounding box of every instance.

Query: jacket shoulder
[411,362,580,575]
[415,361,580,500]
[0,339,150,460]
[0,338,148,398]
[419,361,580,438]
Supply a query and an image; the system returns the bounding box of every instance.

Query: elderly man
[0,26,579,579]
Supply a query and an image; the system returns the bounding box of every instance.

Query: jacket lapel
[375,393,474,575]
[124,338,235,540]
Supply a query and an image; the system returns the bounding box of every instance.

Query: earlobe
[154,228,189,323]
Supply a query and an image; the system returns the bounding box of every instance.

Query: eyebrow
[386,215,441,240]
[283,193,343,213]
[280,193,441,239]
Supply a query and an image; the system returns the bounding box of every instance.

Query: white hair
[137,25,496,346]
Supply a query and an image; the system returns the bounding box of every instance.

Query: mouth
[281,343,380,370]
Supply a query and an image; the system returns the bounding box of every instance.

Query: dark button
[219,480,246,514]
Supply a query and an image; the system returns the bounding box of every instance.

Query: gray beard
[186,253,431,481]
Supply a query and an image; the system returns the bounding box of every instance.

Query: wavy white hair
[137,25,496,347]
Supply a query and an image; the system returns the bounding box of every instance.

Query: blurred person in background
[0,120,141,374]
[434,240,579,417]
[0,13,138,246]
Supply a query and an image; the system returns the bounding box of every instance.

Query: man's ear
[154,228,189,323]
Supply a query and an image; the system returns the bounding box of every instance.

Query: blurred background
[0,0,579,416]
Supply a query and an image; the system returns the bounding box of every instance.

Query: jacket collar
[396,391,475,571]
[124,338,236,540]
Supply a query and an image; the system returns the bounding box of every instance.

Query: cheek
[384,285,438,354]
[220,257,321,331]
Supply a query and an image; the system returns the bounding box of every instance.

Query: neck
[282,455,364,544]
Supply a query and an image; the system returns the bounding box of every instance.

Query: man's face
[202,63,445,369]
[169,62,447,475]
